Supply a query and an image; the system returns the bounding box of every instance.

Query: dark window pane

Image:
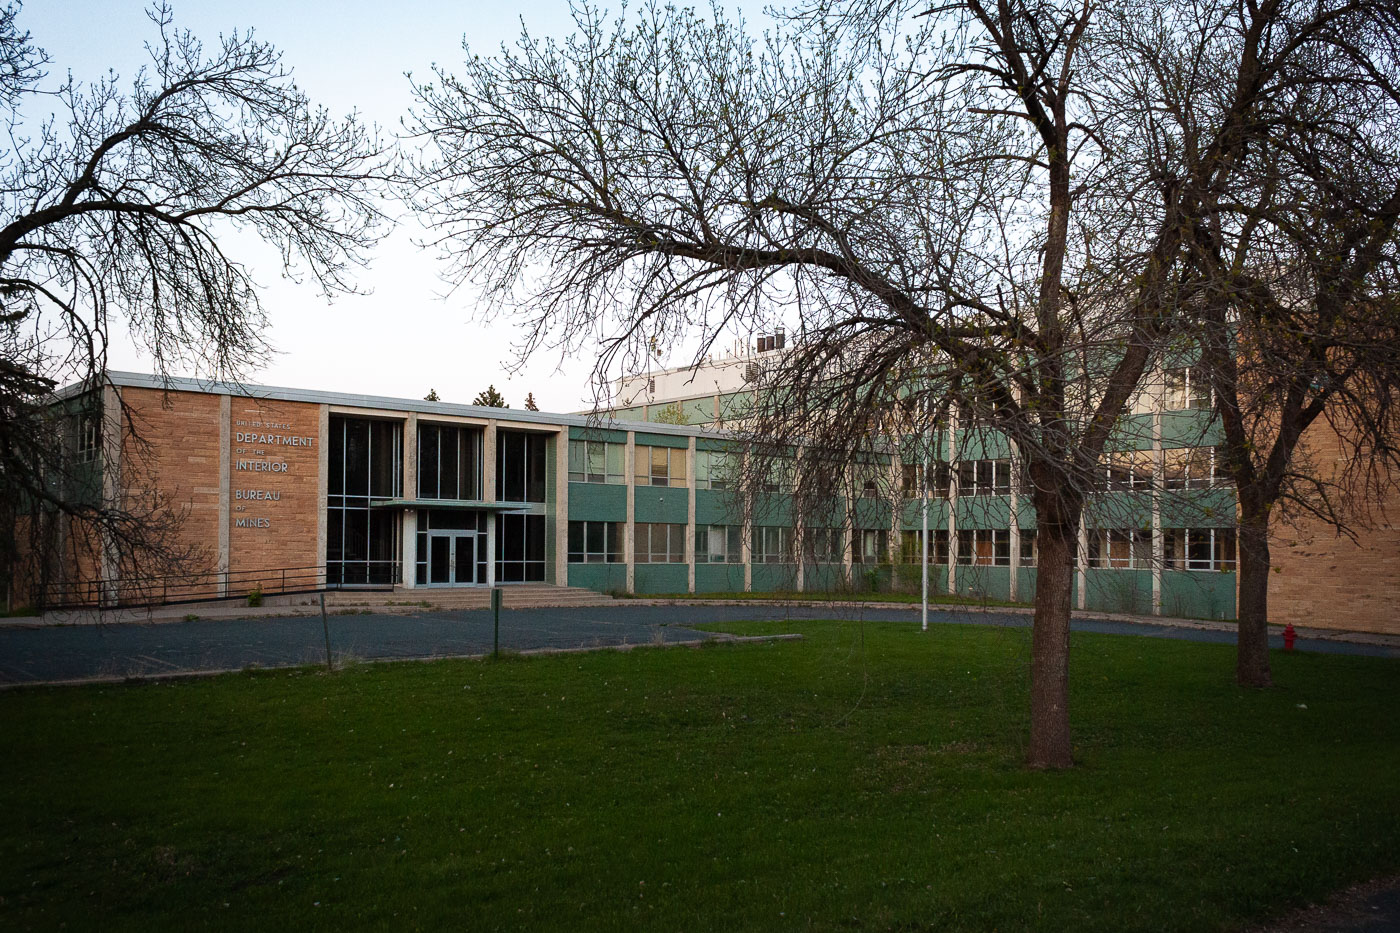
[369,511,398,563]
[418,426,439,498]
[343,419,369,497]
[526,515,546,562]
[462,431,478,501]
[439,428,459,499]
[369,421,401,498]
[343,510,369,562]
[527,435,546,502]
[607,522,622,562]
[329,420,346,496]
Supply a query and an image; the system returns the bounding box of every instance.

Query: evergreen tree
[472,385,509,408]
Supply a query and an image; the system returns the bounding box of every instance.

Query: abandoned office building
[22,367,1400,635]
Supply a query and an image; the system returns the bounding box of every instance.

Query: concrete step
[323,584,618,611]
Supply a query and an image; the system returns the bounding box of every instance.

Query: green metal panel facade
[1016,568,1038,603]
[1161,570,1236,620]
[634,431,688,449]
[635,564,688,594]
[803,563,850,593]
[695,564,745,593]
[955,565,1012,601]
[695,489,736,526]
[752,563,800,592]
[568,563,626,593]
[554,416,1240,621]
[1084,569,1155,615]
[569,426,628,443]
[634,486,688,524]
[568,482,626,521]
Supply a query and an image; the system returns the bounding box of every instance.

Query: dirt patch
[1247,874,1400,933]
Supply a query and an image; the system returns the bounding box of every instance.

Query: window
[635,445,686,487]
[1163,446,1230,490]
[496,512,546,581]
[805,527,844,563]
[759,457,794,492]
[1087,529,1153,569]
[751,526,794,563]
[1163,365,1212,411]
[934,529,950,564]
[898,529,946,564]
[956,459,1011,496]
[852,528,888,564]
[635,522,687,563]
[568,521,623,563]
[567,439,624,484]
[1019,530,1037,567]
[77,413,101,463]
[853,462,885,498]
[1164,527,1237,571]
[418,424,483,500]
[327,417,403,585]
[903,462,952,498]
[696,524,743,563]
[957,528,1011,566]
[695,449,733,490]
[1104,449,1154,491]
[496,431,546,502]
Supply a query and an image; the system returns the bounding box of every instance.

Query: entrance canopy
[370,498,523,512]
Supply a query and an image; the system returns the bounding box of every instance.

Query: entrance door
[453,534,476,586]
[427,532,478,586]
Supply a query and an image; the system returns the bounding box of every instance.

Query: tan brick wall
[226,397,322,593]
[115,389,324,599]
[120,387,223,591]
[7,514,101,607]
[1267,419,1400,635]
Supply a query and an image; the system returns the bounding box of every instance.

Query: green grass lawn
[1,621,1396,931]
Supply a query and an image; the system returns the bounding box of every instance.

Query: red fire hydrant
[1283,624,1297,652]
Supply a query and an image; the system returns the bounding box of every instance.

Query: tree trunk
[1235,498,1273,688]
[1027,502,1077,769]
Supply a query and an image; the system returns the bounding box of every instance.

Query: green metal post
[492,587,502,658]
[320,592,333,672]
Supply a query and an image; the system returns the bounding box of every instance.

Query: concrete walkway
[0,603,1395,687]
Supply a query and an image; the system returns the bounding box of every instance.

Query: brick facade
[226,396,322,593]
[120,387,223,594]
[1267,420,1400,635]
[116,387,324,598]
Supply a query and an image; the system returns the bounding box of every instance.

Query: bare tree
[405,0,1309,767]
[1178,5,1400,686]
[0,2,392,607]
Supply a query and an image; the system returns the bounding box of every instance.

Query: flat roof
[62,370,732,441]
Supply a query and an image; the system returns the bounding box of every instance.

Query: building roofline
[67,370,733,440]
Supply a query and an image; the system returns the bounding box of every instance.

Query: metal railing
[41,563,400,611]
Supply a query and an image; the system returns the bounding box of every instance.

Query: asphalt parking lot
[0,603,1393,686]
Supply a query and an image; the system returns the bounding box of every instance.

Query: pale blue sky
[19,1,767,411]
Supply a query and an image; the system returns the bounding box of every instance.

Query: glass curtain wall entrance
[327,416,402,585]
[415,509,487,585]
[426,532,477,585]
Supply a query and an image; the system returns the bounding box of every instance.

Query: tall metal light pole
[921,401,929,632]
